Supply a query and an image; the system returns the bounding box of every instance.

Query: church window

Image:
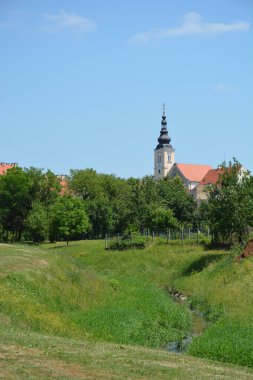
[168,154,171,163]
[158,155,161,163]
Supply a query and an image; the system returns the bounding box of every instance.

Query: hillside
[0,240,253,379]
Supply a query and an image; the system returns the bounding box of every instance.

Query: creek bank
[164,287,211,353]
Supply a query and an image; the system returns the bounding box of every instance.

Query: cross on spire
[163,103,165,116]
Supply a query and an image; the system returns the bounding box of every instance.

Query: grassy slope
[0,240,253,378]
[65,240,253,367]
[174,248,253,367]
[1,327,253,380]
[0,242,191,347]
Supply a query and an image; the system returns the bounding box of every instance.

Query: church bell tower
[154,104,175,180]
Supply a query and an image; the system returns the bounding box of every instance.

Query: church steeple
[154,104,175,180]
[156,103,171,149]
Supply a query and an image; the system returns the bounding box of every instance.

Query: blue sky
[0,0,252,178]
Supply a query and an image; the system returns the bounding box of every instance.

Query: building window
[168,154,171,163]
[158,155,161,163]
[158,169,160,173]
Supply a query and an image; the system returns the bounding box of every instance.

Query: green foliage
[0,166,32,240]
[0,166,61,242]
[157,177,196,224]
[49,196,90,244]
[188,318,253,368]
[85,196,114,238]
[3,160,252,244]
[70,169,130,237]
[25,167,61,206]
[205,159,253,244]
[147,205,178,232]
[0,164,200,241]
[24,201,49,243]
[69,168,102,201]
[229,242,246,259]
[69,170,195,237]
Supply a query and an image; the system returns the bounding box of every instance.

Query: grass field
[0,240,253,378]
[1,327,253,379]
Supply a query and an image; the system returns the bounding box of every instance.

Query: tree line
[0,160,252,245]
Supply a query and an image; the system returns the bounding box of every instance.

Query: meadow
[0,240,253,378]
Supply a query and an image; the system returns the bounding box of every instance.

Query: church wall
[154,147,175,180]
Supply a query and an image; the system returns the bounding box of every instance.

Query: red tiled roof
[177,163,213,182]
[200,168,224,185]
[0,163,16,175]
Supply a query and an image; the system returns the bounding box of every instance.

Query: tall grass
[0,241,191,348]
[1,239,253,368]
[188,317,253,368]
[172,245,253,367]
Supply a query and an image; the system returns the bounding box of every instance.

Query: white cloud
[213,83,238,93]
[44,10,96,33]
[129,12,250,44]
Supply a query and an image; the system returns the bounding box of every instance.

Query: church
[154,106,213,192]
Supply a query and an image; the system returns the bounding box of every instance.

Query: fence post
[188,228,191,241]
[105,234,108,249]
[152,231,154,242]
[181,228,184,245]
[166,229,169,243]
[169,229,171,241]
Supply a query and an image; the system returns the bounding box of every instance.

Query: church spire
[156,104,171,149]
[154,104,175,180]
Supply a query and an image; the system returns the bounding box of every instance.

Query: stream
[164,290,211,353]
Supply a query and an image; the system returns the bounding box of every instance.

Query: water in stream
[165,294,211,353]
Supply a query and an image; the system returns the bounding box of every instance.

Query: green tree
[25,167,61,206]
[25,201,49,243]
[147,205,178,233]
[69,169,114,237]
[69,169,102,201]
[49,196,90,244]
[86,196,114,238]
[157,177,196,225]
[69,169,135,236]
[0,167,32,241]
[0,166,62,242]
[127,178,150,231]
[205,160,253,244]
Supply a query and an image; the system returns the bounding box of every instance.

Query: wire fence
[105,228,211,250]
